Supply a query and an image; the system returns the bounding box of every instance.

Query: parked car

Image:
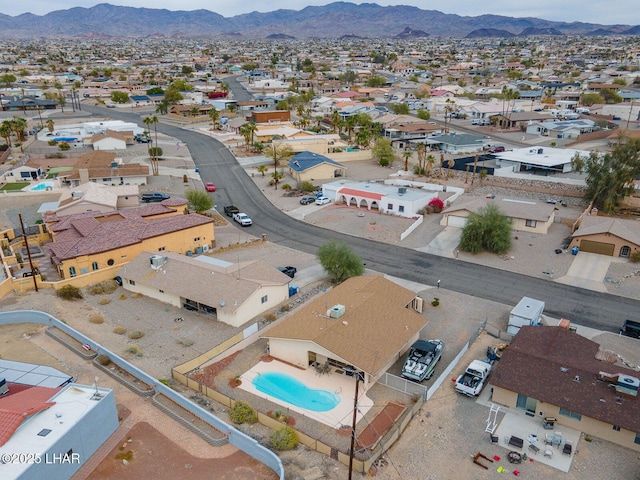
[233,212,252,226]
[300,195,316,205]
[141,192,170,203]
[277,266,297,278]
[315,196,331,205]
[223,205,239,217]
[135,135,151,143]
[205,182,216,192]
[488,146,506,153]
[620,319,640,338]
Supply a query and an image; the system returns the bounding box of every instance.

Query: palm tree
[402,148,412,172]
[0,121,12,147]
[45,119,55,133]
[239,121,257,150]
[426,154,436,178]
[208,107,219,130]
[416,142,425,175]
[10,117,27,153]
[257,164,268,177]
[265,143,294,175]
[330,110,340,134]
[143,115,159,176]
[190,106,200,117]
[156,99,170,115]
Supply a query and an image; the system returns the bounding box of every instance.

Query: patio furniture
[528,443,540,455]
[489,433,499,443]
[545,433,563,448]
[542,417,557,429]
[473,452,494,470]
[544,448,554,458]
[508,436,524,449]
[563,441,573,456]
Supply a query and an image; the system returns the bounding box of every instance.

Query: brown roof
[491,326,640,432]
[45,206,212,260]
[444,196,556,222]
[262,276,428,377]
[573,215,640,247]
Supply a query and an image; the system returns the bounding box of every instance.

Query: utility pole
[18,214,38,292]
[348,371,361,480]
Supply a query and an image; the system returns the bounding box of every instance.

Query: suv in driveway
[315,196,331,205]
[300,195,316,205]
[277,266,297,278]
[141,192,170,203]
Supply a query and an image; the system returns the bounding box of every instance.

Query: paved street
[80,104,640,332]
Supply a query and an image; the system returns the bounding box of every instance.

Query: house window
[158,247,165,251]
[102,177,112,182]
[128,280,135,286]
[387,203,393,210]
[194,237,201,242]
[261,295,268,304]
[107,259,115,266]
[635,433,640,445]
[69,266,77,277]
[613,425,621,432]
[620,246,630,258]
[525,219,537,228]
[399,205,405,213]
[92,262,99,271]
[559,407,581,421]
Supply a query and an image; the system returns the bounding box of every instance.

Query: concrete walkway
[554,252,612,292]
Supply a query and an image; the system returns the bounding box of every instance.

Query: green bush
[128,330,144,339]
[127,344,143,357]
[300,181,317,192]
[229,401,258,425]
[57,285,83,300]
[270,426,298,451]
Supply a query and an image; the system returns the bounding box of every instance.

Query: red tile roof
[338,187,383,201]
[0,383,60,447]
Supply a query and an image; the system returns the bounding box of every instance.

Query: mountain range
[0,2,637,39]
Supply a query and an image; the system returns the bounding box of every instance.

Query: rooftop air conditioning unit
[150,255,168,269]
[329,304,346,319]
[398,187,407,194]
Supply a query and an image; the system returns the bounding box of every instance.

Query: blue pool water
[253,372,340,412]
[29,181,53,191]
[54,137,77,142]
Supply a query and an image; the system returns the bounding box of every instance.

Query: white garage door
[447,215,467,228]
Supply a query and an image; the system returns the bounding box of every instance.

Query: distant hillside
[466,28,515,38]
[394,27,429,39]
[0,2,636,39]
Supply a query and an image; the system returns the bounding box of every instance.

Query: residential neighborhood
[1,5,640,480]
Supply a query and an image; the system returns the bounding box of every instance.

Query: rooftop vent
[398,186,407,195]
[616,374,639,397]
[329,304,346,319]
[150,254,168,269]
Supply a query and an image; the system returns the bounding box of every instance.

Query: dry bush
[96,354,111,366]
[119,294,128,300]
[99,297,111,305]
[127,344,143,357]
[113,326,127,335]
[89,314,105,324]
[177,338,195,346]
[128,330,144,339]
[264,313,277,322]
[87,280,119,296]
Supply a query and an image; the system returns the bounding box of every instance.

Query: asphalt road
[80,103,640,332]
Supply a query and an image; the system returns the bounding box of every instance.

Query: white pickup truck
[233,212,252,226]
[455,359,492,397]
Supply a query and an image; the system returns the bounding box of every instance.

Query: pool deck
[239,360,373,429]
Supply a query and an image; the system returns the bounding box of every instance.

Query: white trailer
[508,296,545,335]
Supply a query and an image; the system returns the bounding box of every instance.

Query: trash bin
[571,247,579,255]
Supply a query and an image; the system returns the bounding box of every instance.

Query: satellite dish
[219,300,226,307]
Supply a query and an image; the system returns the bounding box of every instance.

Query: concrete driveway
[554,252,612,292]
[416,226,462,257]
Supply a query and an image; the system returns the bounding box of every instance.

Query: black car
[135,135,151,143]
[141,192,170,203]
[299,195,316,205]
[277,266,297,278]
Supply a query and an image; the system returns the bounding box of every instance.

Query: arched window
[107,259,115,266]
[69,266,76,277]
[92,262,99,271]
[620,246,631,258]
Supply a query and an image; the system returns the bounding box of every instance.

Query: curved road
[81,104,640,332]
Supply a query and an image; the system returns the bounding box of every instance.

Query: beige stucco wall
[492,386,640,452]
[290,163,344,183]
[511,214,554,234]
[220,284,289,328]
[571,233,639,257]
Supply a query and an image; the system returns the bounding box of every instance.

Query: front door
[516,394,537,416]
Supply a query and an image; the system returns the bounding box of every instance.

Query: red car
[205,182,216,192]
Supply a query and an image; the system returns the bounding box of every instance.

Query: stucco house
[43,200,214,280]
[570,215,640,257]
[287,151,346,182]
[117,252,291,327]
[59,151,150,187]
[89,130,133,150]
[39,182,139,218]
[441,196,556,234]
[261,276,428,391]
[491,326,640,453]
[426,133,487,154]
[493,146,589,174]
[322,180,439,218]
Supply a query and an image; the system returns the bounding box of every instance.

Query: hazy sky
[1,1,638,25]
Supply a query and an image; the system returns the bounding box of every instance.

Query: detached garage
[571,215,640,257]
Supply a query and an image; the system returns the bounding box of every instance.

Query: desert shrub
[428,197,445,213]
[128,330,144,339]
[270,426,298,451]
[158,378,170,386]
[264,313,276,322]
[119,294,128,300]
[229,401,258,425]
[99,297,111,305]
[280,304,291,312]
[96,354,111,366]
[431,297,440,307]
[281,183,292,191]
[300,181,317,192]
[630,251,640,263]
[113,326,127,335]
[177,338,195,346]
[89,314,104,324]
[57,285,83,300]
[87,280,118,295]
[127,344,143,357]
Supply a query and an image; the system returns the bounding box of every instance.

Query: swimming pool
[54,137,77,142]
[253,372,340,412]
[29,181,54,191]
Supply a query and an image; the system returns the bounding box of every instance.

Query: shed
[508,297,545,335]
